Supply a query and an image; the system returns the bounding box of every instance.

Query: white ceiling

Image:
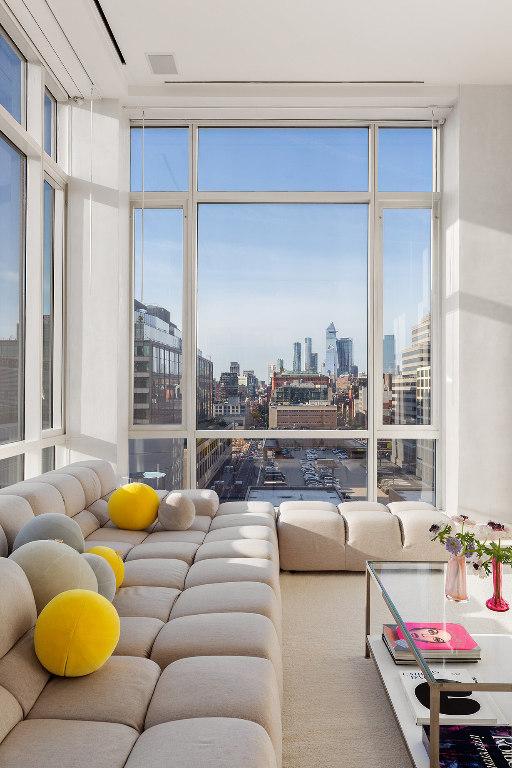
[6,0,512,103]
[100,0,512,86]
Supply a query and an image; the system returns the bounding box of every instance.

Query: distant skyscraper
[230,362,240,376]
[310,352,318,373]
[276,358,284,372]
[337,337,353,375]
[325,323,338,378]
[292,342,302,373]
[383,335,396,374]
[304,337,312,371]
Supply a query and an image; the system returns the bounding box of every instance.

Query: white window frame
[0,18,68,481]
[128,120,441,503]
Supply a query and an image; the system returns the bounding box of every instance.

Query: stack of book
[382,622,481,664]
[423,725,512,768]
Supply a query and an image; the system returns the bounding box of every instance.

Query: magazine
[423,725,512,768]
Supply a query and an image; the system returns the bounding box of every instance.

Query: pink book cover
[395,623,478,652]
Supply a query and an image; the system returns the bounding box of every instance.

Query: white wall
[443,86,512,521]
[66,99,130,475]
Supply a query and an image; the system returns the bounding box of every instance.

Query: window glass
[129,438,186,491]
[0,454,24,488]
[198,128,369,191]
[41,445,55,473]
[130,128,188,191]
[42,181,54,429]
[377,439,435,504]
[43,90,56,158]
[133,208,184,425]
[0,29,24,124]
[378,128,433,192]
[197,438,367,502]
[0,134,25,445]
[382,209,431,425]
[197,204,368,430]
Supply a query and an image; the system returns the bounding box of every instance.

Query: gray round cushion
[81,553,116,602]
[10,540,98,613]
[158,492,195,531]
[13,513,85,553]
[0,524,7,557]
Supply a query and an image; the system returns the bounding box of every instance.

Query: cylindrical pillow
[158,492,195,531]
[108,483,159,530]
[34,589,120,676]
[81,553,116,601]
[13,512,85,553]
[86,546,124,589]
[10,540,98,613]
[0,524,7,557]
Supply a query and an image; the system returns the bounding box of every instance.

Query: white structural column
[442,86,512,521]
[66,98,130,470]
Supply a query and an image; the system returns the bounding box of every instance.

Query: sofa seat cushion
[125,718,277,768]
[0,719,138,768]
[170,582,281,636]
[277,508,346,571]
[338,501,389,514]
[204,525,277,544]
[126,541,199,564]
[145,656,281,762]
[188,514,212,533]
[389,507,450,560]
[195,539,276,562]
[150,613,282,691]
[209,513,275,531]
[113,586,181,622]
[86,498,110,526]
[85,528,148,545]
[185,558,279,594]
[0,686,22,744]
[217,500,275,518]
[387,500,437,515]
[279,500,338,514]
[27,656,160,730]
[142,529,206,545]
[0,631,50,716]
[123,559,189,590]
[84,540,134,559]
[115,617,164,658]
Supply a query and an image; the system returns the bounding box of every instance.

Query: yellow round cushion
[34,589,120,677]
[107,483,159,531]
[86,546,124,588]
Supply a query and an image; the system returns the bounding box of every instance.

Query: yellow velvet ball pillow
[34,589,120,677]
[86,545,125,589]
[108,483,159,531]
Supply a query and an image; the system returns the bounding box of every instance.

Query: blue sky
[131,127,432,382]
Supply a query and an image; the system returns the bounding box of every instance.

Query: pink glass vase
[445,554,469,602]
[486,558,509,612]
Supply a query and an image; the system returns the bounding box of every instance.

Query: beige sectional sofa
[0,460,282,768]
[277,499,451,571]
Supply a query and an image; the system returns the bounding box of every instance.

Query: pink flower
[451,514,476,527]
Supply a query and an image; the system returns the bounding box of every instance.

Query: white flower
[475,524,498,541]
[451,515,476,527]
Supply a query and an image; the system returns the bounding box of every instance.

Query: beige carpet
[281,572,413,768]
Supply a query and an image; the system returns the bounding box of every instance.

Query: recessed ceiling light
[146,53,178,76]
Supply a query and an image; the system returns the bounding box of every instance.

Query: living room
[0,2,511,767]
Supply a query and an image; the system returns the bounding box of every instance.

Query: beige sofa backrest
[0,460,117,554]
[0,558,49,739]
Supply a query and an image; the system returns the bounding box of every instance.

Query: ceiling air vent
[147,53,178,75]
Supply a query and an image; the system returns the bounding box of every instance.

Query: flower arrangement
[429,516,512,576]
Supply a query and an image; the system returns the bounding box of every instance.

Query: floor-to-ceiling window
[130,123,439,505]
[0,25,66,487]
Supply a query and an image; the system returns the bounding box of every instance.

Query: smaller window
[0,28,25,124]
[44,89,57,159]
[130,128,189,192]
[0,454,24,489]
[378,128,433,192]
[41,446,55,473]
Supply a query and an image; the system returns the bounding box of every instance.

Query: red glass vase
[486,558,509,612]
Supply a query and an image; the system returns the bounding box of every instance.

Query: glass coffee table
[365,561,512,768]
